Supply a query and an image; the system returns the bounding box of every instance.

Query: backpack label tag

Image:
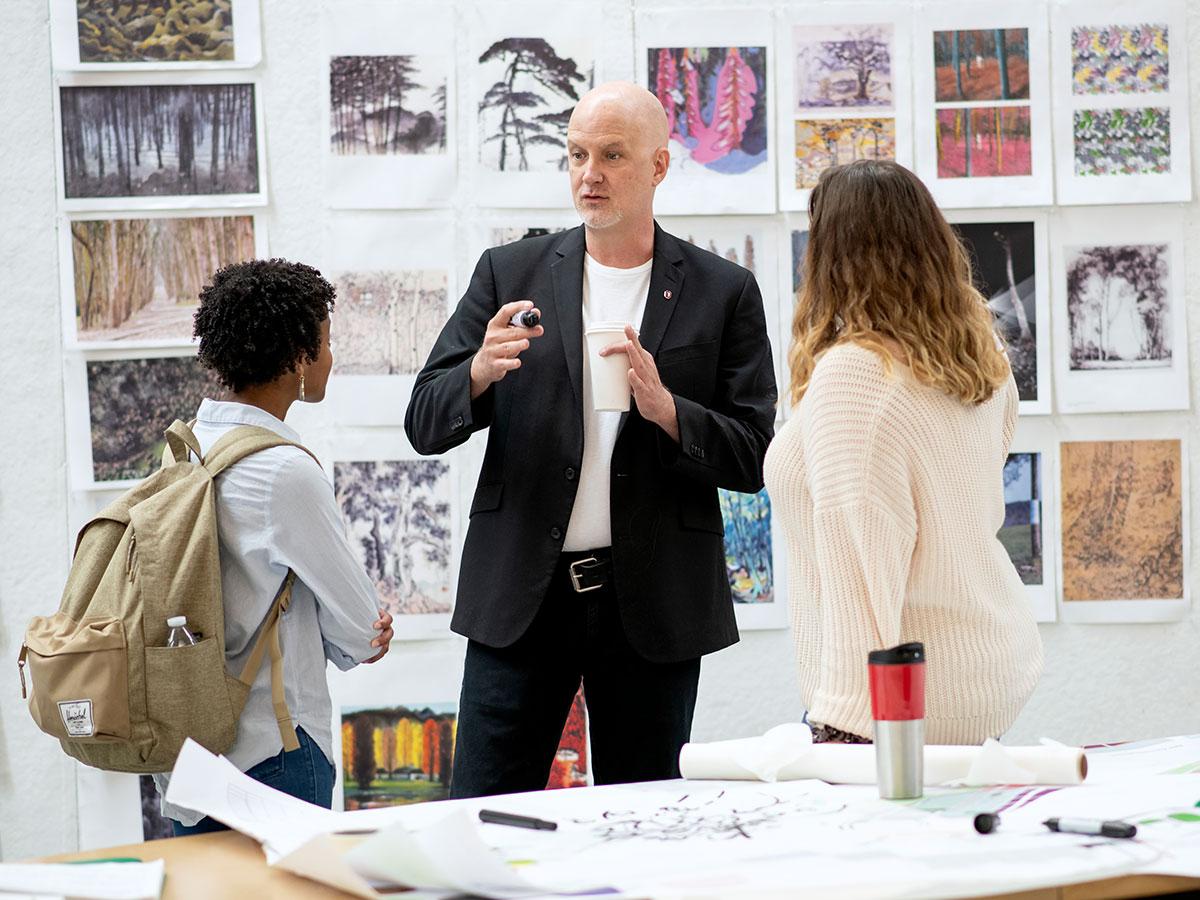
[58,699,95,737]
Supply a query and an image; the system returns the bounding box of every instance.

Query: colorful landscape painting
[1074,107,1170,176]
[547,688,588,789]
[76,0,234,63]
[795,117,894,188]
[934,29,1029,101]
[330,56,447,155]
[1001,452,1043,586]
[650,46,769,174]
[1060,440,1183,602]
[936,107,1031,178]
[1066,244,1170,370]
[342,703,457,808]
[793,24,892,109]
[1072,24,1168,95]
[719,487,772,604]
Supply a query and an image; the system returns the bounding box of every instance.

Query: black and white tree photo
[330,55,447,155]
[1066,244,1170,370]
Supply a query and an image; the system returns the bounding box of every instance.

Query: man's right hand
[469,300,544,399]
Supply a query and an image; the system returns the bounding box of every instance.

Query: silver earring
[298,373,306,402]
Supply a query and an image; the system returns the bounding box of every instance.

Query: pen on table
[1043,817,1137,839]
[509,309,540,328]
[479,809,558,831]
[65,856,143,864]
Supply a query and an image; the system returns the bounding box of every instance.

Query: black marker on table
[479,809,558,831]
[509,309,540,328]
[1043,817,1137,839]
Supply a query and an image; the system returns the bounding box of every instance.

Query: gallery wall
[1,0,1199,861]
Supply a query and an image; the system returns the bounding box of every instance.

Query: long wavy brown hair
[787,160,1010,406]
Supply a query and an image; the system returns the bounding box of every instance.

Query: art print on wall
[720,488,773,605]
[948,212,1051,414]
[330,270,447,376]
[49,0,262,70]
[323,2,455,208]
[637,7,775,214]
[1007,418,1058,622]
[913,3,1052,208]
[61,212,263,348]
[56,76,267,210]
[778,6,911,210]
[1052,0,1190,205]
[1051,207,1188,413]
[1058,435,1187,623]
[341,702,457,808]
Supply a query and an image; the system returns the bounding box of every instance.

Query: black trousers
[449,550,702,798]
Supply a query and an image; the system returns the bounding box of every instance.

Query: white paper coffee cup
[584,322,634,412]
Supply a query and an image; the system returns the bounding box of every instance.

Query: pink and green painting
[936,107,1031,178]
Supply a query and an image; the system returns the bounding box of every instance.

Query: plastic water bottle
[166,616,197,648]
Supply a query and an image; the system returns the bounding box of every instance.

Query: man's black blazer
[404,223,777,663]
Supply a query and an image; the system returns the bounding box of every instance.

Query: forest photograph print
[76,0,233,63]
[1060,439,1183,603]
[88,356,222,482]
[650,46,768,174]
[795,117,894,188]
[934,29,1029,102]
[342,703,456,809]
[1072,25,1168,95]
[477,38,590,172]
[952,221,1037,401]
[330,56,447,155]
[792,24,892,109]
[1066,244,1170,370]
[719,488,773,604]
[72,215,254,342]
[330,270,447,375]
[1074,107,1170,176]
[333,460,453,617]
[1001,453,1042,586]
[61,83,258,198]
[936,107,1031,177]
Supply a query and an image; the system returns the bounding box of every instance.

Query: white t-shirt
[563,253,652,551]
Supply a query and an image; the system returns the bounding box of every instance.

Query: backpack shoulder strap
[235,570,301,753]
[163,419,202,467]
[202,425,321,478]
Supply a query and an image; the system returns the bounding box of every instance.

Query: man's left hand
[600,325,680,444]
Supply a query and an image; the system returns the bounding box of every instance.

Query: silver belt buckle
[568,557,602,593]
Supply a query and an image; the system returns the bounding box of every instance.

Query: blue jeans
[171,727,335,836]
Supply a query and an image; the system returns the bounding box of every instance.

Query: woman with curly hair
[765,161,1042,745]
[153,259,394,834]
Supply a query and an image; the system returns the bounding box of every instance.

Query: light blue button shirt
[155,399,381,824]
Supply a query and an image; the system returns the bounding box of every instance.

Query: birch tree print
[1066,244,1170,369]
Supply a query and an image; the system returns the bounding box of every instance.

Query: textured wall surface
[1,0,1197,860]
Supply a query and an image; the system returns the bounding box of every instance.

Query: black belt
[559,549,612,593]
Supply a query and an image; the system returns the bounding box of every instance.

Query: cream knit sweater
[764,343,1043,744]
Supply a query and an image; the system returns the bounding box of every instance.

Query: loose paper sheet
[0,861,164,900]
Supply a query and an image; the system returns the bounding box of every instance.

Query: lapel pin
[663,289,673,300]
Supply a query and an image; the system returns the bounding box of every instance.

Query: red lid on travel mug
[868,642,925,721]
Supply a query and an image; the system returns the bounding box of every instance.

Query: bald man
[406,82,777,797]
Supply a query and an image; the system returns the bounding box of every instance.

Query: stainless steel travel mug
[868,642,925,800]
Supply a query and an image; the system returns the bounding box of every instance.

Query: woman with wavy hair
[765,160,1042,745]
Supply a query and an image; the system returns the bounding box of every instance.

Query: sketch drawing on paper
[71,215,254,342]
[952,221,1037,401]
[548,688,588,789]
[1073,108,1170,176]
[334,460,453,616]
[76,0,234,63]
[719,488,773,604]
[680,233,756,274]
[792,24,892,109]
[1066,244,1170,370]
[330,56,447,155]
[491,226,568,246]
[477,38,591,171]
[1060,440,1183,602]
[1072,25,1168,95]
[795,118,894,188]
[936,107,1031,178]
[88,356,223,481]
[650,46,769,174]
[60,84,258,198]
[934,29,1029,102]
[139,775,173,841]
[342,703,457,809]
[331,270,447,375]
[1001,453,1043,586]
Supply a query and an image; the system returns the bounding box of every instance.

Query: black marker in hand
[509,309,540,328]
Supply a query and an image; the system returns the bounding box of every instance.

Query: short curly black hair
[194,258,335,392]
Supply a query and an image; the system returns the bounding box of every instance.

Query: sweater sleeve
[798,347,918,736]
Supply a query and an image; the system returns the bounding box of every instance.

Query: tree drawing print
[334,460,453,616]
[934,29,1030,102]
[1001,453,1042,585]
[650,46,769,173]
[331,270,447,375]
[330,56,447,155]
[1066,244,1170,370]
[719,488,772,603]
[76,0,234,63]
[61,84,258,198]
[477,38,590,171]
[72,215,255,342]
[794,25,892,108]
[795,118,894,188]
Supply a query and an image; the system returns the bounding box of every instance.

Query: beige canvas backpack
[18,420,316,773]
